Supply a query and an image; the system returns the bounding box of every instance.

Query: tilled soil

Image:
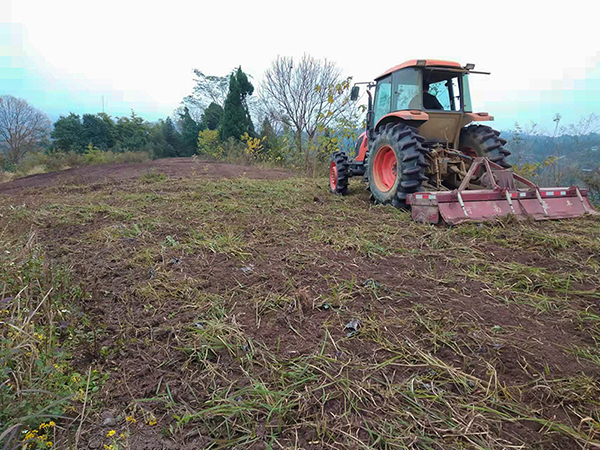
[0,158,291,194]
[1,159,599,450]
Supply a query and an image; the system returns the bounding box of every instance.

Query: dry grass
[1,169,599,449]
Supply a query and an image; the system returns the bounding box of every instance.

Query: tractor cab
[353,60,490,148]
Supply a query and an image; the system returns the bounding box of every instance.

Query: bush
[197,129,223,159]
[581,169,600,206]
[4,147,150,180]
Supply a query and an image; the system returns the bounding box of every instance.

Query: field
[1,157,600,450]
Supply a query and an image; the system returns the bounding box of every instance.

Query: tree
[260,54,353,169]
[82,113,116,150]
[183,70,229,119]
[219,67,255,141]
[202,102,223,130]
[177,106,203,156]
[51,113,84,152]
[0,95,50,164]
[162,116,181,151]
[147,118,180,159]
[115,111,150,151]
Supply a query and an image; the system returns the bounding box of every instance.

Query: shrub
[3,147,150,181]
[197,129,223,159]
[581,169,600,206]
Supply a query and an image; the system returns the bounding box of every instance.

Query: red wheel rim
[373,145,398,192]
[329,161,338,191]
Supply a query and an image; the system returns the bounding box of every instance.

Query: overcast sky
[2,0,599,132]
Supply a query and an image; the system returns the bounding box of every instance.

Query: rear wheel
[329,151,350,195]
[459,124,511,168]
[366,123,429,208]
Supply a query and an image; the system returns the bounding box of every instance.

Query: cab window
[373,75,392,125]
[393,68,421,110]
[425,74,462,111]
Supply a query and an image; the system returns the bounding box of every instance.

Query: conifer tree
[219,67,255,141]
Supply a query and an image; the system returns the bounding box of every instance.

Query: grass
[1,170,600,448]
[0,236,107,449]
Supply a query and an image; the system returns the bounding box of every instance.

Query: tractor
[329,59,596,224]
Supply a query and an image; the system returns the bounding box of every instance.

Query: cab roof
[376,59,463,80]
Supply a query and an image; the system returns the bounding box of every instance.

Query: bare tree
[260,54,352,169]
[183,70,230,118]
[0,95,50,165]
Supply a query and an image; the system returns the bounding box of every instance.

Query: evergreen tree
[202,102,223,131]
[178,106,203,156]
[260,116,279,156]
[219,67,255,141]
[115,111,150,151]
[51,113,84,152]
[148,119,179,159]
[82,113,116,150]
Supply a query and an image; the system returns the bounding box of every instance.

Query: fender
[355,131,369,162]
[375,111,430,132]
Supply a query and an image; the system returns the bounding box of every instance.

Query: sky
[2,0,599,132]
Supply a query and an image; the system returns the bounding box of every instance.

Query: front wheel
[366,123,429,207]
[329,151,350,195]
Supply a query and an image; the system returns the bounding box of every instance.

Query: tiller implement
[328,59,597,223]
[408,157,596,225]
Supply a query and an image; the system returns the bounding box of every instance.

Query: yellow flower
[147,416,157,426]
[125,416,136,423]
[106,430,116,437]
[119,433,125,439]
[25,430,38,440]
[48,421,55,427]
[46,443,53,448]
[103,445,114,450]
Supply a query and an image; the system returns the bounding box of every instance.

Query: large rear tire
[459,124,511,168]
[366,123,429,208]
[329,151,350,195]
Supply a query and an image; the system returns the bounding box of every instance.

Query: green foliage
[51,113,84,152]
[259,117,285,161]
[202,102,223,131]
[197,129,222,159]
[178,107,203,156]
[219,67,255,141]
[0,243,108,444]
[114,111,151,151]
[9,148,149,177]
[147,117,183,159]
[51,111,152,154]
[581,169,600,206]
[513,156,559,182]
[82,112,116,150]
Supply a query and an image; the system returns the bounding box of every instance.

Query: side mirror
[350,86,360,101]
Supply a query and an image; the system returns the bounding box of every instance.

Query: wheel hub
[373,146,398,192]
[329,161,338,191]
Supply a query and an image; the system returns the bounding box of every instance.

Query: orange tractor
[329,59,597,224]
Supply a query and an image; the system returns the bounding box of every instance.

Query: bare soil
[0,158,291,194]
[1,158,599,449]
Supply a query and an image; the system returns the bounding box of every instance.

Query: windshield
[373,75,392,125]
